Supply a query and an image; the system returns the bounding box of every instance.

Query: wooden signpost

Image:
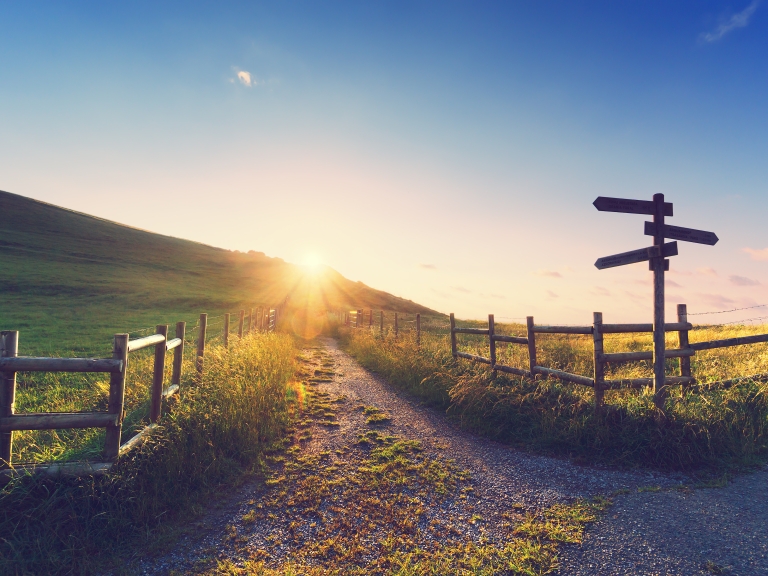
[593,194,718,409]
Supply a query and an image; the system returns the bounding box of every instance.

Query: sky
[1,1,767,324]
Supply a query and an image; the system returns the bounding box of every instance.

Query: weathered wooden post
[223,313,230,348]
[592,312,605,415]
[172,321,185,387]
[104,333,129,461]
[526,316,537,377]
[196,313,207,376]
[248,308,254,334]
[488,314,496,372]
[416,313,421,347]
[394,313,399,339]
[651,193,668,409]
[358,309,363,329]
[150,325,168,423]
[238,309,245,339]
[0,331,19,468]
[677,303,691,386]
[380,311,384,336]
[449,313,457,357]
[369,309,373,328]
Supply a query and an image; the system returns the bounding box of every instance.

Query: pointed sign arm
[595,242,678,270]
[593,196,673,217]
[644,222,718,246]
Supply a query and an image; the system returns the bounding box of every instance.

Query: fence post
[223,313,230,348]
[678,303,692,387]
[150,325,168,423]
[395,313,399,339]
[380,311,384,336]
[196,313,207,376]
[369,309,373,328]
[488,314,496,372]
[248,308,254,334]
[592,312,605,415]
[450,313,457,358]
[358,309,363,329]
[526,316,537,378]
[0,331,19,468]
[238,310,245,338]
[104,333,129,461]
[416,313,421,347]
[172,321,185,387]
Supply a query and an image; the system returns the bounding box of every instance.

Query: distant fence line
[0,303,283,478]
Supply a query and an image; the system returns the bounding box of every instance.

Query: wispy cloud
[697,267,719,276]
[591,286,611,297]
[533,269,562,278]
[743,247,768,261]
[546,290,559,299]
[667,279,683,288]
[451,286,471,294]
[700,1,760,43]
[419,263,437,270]
[490,293,506,300]
[730,275,760,286]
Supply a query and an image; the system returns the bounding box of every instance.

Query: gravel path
[136,338,768,575]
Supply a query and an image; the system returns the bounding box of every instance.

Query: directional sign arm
[594,196,673,217]
[595,242,678,270]
[644,222,718,246]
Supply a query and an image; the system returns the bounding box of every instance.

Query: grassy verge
[339,327,768,472]
[0,332,298,575]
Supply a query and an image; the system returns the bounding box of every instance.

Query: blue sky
[2,1,767,323]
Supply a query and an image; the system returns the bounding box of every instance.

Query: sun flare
[301,252,324,272]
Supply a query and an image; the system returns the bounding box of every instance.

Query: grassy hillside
[0,190,434,354]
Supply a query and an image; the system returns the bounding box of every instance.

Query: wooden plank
[492,335,528,344]
[453,328,490,335]
[0,357,122,373]
[694,373,768,391]
[644,221,718,246]
[1,331,18,468]
[238,310,245,338]
[0,461,113,480]
[163,384,179,398]
[0,412,117,432]
[601,322,692,333]
[690,333,768,351]
[455,351,492,364]
[593,312,605,414]
[493,364,530,377]
[119,423,158,456]
[595,242,677,270]
[593,196,673,216]
[450,314,457,356]
[127,333,166,353]
[104,334,128,461]
[172,322,185,387]
[533,325,593,334]
[532,366,595,387]
[677,304,692,384]
[601,348,695,363]
[526,317,537,376]
[652,193,668,408]
[165,338,182,351]
[488,315,496,369]
[150,325,167,424]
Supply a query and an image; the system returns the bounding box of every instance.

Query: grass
[0,332,298,575]
[339,323,768,472]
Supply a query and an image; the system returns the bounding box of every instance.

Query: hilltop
[0,190,435,353]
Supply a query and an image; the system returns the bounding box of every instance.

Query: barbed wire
[688,304,767,316]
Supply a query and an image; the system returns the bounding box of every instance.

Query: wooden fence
[342,309,421,345]
[0,305,281,478]
[450,303,768,413]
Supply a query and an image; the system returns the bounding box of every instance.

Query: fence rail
[449,303,768,414]
[0,302,284,478]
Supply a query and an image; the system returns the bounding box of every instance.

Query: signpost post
[593,194,718,410]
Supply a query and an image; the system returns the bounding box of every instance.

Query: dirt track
[138,339,768,575]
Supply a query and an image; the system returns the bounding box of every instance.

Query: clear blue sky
[2,1,767,323]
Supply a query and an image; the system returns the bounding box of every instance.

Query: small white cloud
[730,275,760,286]
[700,1,760,43]
[697,267,718,276]
[743,247,768,261]
[237,70,252,86]
[533,269,562,278]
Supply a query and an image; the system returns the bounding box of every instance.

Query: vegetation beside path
[339,327,768,472]
[0,332,297,575]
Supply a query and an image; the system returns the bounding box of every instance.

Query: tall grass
[0,332,297,575]
[340,325,768,472]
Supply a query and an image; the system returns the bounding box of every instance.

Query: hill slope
[0,190,435,353]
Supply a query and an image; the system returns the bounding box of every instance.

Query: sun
[301,252,324,273]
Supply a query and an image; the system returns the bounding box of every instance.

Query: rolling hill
[0,190,435,354]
